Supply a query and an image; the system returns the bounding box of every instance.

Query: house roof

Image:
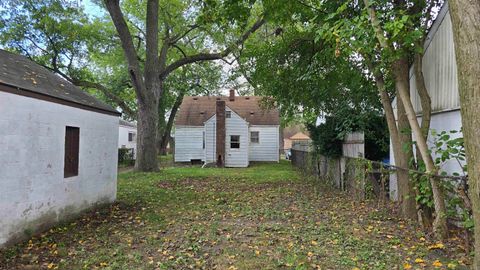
[119,119,137,128]
[289,132,311,140]
[0,50,120,116]
[175,96,280,126]
[283,125,308,139]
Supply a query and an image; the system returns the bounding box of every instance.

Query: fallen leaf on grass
[414,258,425,263]
[447,262,457,269]
[428,243,445,250]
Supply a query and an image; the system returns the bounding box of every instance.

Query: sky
[82,0,105,18]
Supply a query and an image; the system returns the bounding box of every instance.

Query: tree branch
[160,17,265,79]
[172,44,187,58]
[170,24,199,45]
[72,79,136,118]
[104,0,146,100]
[363,0,389,49]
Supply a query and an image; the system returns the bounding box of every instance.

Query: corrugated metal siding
[410,9,460,114]
[174,126,205,162]
[248,126,280,162]
[225,109,249,167]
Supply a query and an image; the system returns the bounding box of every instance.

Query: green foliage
[118,148,135,166]
[431,129,471,229]
[233,1,381,123]
[307,107,388,161]
[413,129,471,229]
[308,117,343,158]
[431,129,467,173]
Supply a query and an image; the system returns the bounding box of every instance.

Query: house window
[128,132,135,142]
[230,135,240,149]
[251,131,259,143]
[64,126,80,178]
[226,111,231,118]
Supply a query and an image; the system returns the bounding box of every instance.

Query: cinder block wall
[0,92,118,247]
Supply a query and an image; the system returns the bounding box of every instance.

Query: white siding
[118,125,137,158]
[174,126,204,162]
[204,116,216,163]
[419,110,464,174]
[248,125,279,162]
[410,6,459,114]
[0,91,118,247]
[225,109,249,167]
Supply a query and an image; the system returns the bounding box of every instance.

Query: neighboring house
[174,90,280,167]
[285,132,311,149]
[118,119,137,159]
[389,2,464,200]
[283,132,311,157]
[0,50,120,247]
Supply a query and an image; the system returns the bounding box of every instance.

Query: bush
[307,113,388,161]
[308,118,343,158]
[118,148,135,165]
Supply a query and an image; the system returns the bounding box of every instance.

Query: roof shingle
[0,49,120,115]
[175,96,279,126]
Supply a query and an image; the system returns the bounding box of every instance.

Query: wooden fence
[290,132,389,201]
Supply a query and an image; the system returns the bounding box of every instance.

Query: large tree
[449,0,480,266]
[104,0,265,171]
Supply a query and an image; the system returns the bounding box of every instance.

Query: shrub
[118,148,135,165]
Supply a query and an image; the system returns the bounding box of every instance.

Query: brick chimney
[216,100,226,167]
[229,89,235,101]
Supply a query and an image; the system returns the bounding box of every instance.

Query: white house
[118,119,137,158]
[0,50,120,247]
[174,90,280,167]
[389,2,464,200]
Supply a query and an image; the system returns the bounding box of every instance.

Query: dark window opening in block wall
[64,126,80,178]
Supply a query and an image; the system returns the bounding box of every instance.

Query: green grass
[0,161,469,269]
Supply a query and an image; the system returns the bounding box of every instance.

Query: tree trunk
[135,95,159,172]
[392,58,447,239]
[449,0,480,267]
[413,52,434,228]
[396,91,417,221]
[157,98,167,155]
[105,0,160,172]
[414,53,432,140]
[158,93,184,155]
[372,69,416,220]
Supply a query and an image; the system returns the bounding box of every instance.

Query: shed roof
[119,119,137,128]
[175,96,279,126]
[0,50,120,116]
[289,132,311,140]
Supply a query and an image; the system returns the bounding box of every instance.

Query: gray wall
[0,92,118,246]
